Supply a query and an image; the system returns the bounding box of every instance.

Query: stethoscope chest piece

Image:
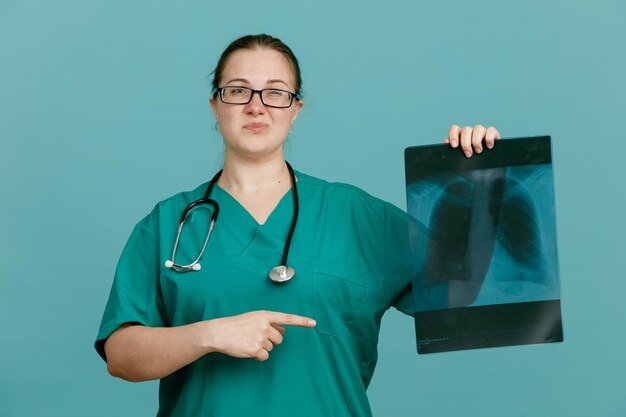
[269,265,295,283]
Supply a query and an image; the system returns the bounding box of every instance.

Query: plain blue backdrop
[1,0,625,416]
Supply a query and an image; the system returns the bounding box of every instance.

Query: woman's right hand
[206,311,316,361]
[105,311,316,382]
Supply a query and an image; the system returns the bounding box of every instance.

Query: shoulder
[296,171,388,207]
[296,171,403,216]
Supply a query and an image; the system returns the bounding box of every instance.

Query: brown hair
[211,34,302,98]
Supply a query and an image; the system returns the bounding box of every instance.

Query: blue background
[1,0,624,416]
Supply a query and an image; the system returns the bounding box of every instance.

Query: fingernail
[308,320,316,327]
[476,147,482,154]
[487,143,493,149]
[465,151,472,157]
[451,140,457,147]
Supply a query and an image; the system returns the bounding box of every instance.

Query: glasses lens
[220,87,294,108]
[261,90,292,108]
[221,87,252,104]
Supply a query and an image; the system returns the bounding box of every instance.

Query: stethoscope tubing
[280,162,298,268]
[165,161,299,280]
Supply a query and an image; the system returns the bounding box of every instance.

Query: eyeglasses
[216,86,299,108]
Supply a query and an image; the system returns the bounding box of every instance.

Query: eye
[266,89,287,97]
[229,87,248,96]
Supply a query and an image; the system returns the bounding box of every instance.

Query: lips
[243,122,269,133]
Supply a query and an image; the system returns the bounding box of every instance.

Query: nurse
[95,34,500,417]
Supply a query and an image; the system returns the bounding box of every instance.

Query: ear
[291,99,304,123]
[209,96,218,121]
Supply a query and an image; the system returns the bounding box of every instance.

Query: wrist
[197,319,219,354]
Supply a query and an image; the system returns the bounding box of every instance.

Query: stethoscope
[164,162,299,283]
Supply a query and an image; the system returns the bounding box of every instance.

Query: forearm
[103,310,315,382]
[104,321,214,382]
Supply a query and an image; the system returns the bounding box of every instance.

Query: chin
[230,144,285,160]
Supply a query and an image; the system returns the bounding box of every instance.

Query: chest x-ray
[405,137,563,353]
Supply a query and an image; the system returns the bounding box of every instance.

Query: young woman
[96,34,500,417]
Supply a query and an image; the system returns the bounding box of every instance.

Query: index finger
[266,312,317,328]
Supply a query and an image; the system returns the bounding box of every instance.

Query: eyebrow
[224,78,249,85]
[224,78,290,88]
[267,79,289,88]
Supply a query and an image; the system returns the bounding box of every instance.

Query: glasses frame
[215,86,299,108]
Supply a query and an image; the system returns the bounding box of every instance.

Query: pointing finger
[267,312,316,328]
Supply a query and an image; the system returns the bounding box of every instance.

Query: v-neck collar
[212,183,294,231]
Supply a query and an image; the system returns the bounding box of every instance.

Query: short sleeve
[384,203,414,315]
[94,219,165,361]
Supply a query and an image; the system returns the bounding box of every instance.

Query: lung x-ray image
[405,136,563,354]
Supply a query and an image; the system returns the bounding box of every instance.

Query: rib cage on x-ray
[408,164,559,311]
[404,137,563,353]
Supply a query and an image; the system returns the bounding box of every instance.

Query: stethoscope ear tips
[165,260,174,268]
[192,263,202,271]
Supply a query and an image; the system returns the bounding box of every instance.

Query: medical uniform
[95,171,414,417]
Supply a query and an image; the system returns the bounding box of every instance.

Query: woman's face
[210,48,303,161]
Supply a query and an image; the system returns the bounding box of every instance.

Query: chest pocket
[311,261,369,337]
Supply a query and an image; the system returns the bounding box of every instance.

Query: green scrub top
[95,171,414,417]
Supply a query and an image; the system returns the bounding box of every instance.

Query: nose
[245,90,266,115]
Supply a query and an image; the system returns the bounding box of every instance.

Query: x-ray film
[404,136,563,354]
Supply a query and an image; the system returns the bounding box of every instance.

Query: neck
[219,153,290,195]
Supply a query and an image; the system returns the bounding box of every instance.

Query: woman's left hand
[444,124,501,158]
